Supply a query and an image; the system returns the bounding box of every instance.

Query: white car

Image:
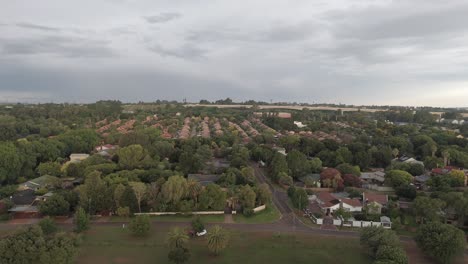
[196,229,207,237]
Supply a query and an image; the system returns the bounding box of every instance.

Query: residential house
[360,171,385,184]
[19,175,60,191]
[298,174,321,188]
[314,192,362,213]
[363,193,388,214]
[394,156,424,167]
[414,175,430,189]
[8,189,39,218]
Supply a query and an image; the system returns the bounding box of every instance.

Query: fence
[307,213,390,229]
[312,218,391,229]
[134,211,224,216]
[253,204,266,213]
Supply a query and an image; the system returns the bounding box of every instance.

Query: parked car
[196,229,207,237]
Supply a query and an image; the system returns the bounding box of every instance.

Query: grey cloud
[186,22,318,44]
[0,62,249,103]
[16,22,60,31]
[330,3,468,40]
[143,12,181,24]
[0,36,115,58]
[149,44,207,59]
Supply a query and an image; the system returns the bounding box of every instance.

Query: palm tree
[206,225,229,256]
[430,144,437,158]
[187,178,202,204]
[442,150,450,166]
[167,227,189,250]
[392,148,399,159]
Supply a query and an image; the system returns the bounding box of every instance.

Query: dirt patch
[224,214,234,224]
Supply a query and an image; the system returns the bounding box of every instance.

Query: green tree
[0,141,22,184]
[36,162,62,177]
[386,170,413,188]
[38,216,58,235]
[198,184,226,211]
[270,152,288,182]
[187,178,203,204]
[238,185,256,209]
[113,183,126,209]
[336,147,353,164]
[360,227,400,257]
[207,225,229,256]
[290,188,308,210]
[39,194,70,216]
[74,207,89,233]
[161,175,188,207]
[117,144,153,170]
[168,246,190,264]
[76,171,113,214]
[448,170,465,187]
[412,196,445,223]
[130,182,147,213]
[309,157,323,173]
[239,167,256,185]
[416,222,466,264]
[255,183,272,205]
[287,150,310,179]
[375,245,408,264]
[129,215,151,236]
[0,225,79,264]
[167,227,189,250]
[336,163,361,176]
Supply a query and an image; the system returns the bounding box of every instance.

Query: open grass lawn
[233,203,281,224]
[76,225,372,264]
[109,214,225,223]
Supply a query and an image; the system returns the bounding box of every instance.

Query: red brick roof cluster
[178,117,191,139]
[117,119,136,134]
[213,118,223,136]
[201,117,211,138]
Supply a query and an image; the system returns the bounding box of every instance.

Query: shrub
[130,215,151,236]
[242,208,254,217]
[74,207,89,233]
[191,216,205,233]
[116,206,130,217]
[38,216,58,235]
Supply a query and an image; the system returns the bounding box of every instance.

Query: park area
[76,225,372,264]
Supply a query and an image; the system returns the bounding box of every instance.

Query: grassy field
[233,203,281,224]
[76,225,372,264]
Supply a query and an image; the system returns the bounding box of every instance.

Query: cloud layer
[1,0,468,106]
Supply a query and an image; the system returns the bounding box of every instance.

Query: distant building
[69,153,90,163]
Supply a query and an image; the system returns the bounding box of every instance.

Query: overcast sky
[1,0,468,106]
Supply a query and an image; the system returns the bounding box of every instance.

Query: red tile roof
[363,193,388,205]
[341,198,362,207]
